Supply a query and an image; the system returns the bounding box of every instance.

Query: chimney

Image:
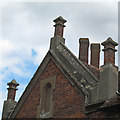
[79,38,89,64]
[101,37,118,65]
[98,38,118,101]
[50,16,67,50]
[7,79,19,101]
[53,16,67,37]
[90,43,100,68]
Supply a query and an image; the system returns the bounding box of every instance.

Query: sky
[0,0,119,118]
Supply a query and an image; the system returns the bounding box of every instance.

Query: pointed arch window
[41,83,51,114]
[37,76,56,118]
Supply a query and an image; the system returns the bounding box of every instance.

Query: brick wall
[16,59,85,118]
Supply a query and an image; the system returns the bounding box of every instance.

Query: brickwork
[54,16,67,37]
[7,88,16,101]
[7,79,19,101]
[101,37,118,65]
[79,38,89,64]
[16,59,85,118]
[104,48,115,65]
[90,43,100,68]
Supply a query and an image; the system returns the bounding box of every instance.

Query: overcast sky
[0,1,119,118]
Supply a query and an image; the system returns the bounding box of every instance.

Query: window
[41,83,51,114]
[37,76,56,118]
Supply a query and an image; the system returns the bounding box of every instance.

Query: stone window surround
[37,75,56,118]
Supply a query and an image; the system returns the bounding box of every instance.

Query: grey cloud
[2,2,118,62]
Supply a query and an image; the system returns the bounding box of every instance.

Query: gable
[50,38,100,105]
[10,56,85,118]
[10,42,101,118]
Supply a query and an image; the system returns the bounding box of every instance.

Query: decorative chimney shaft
[7,79,19,101]
[101,37,118,65]
[53,16,67,37]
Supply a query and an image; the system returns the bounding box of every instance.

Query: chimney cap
[91,43,100,47]
[53,16,67,23]
[91,43,100,45]
[101,37,118,46]
[7,79,19,86]
[79,38,89,43]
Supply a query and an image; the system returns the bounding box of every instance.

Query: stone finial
[101,37,118,46]
[7,79,19,86]
[101,37,118,65]
[7,79,19,101]
[79,38,89,64]
[53,16,67,37]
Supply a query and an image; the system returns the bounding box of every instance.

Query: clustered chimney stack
[101,37,118,65]
[7,79,19,101]
[90,43,100,68]
[53,16,67,37]
[79,38,89,64]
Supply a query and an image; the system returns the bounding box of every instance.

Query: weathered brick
[16,59,85,118]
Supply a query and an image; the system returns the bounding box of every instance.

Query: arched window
[37,76,56,118]
[41,83,51,115]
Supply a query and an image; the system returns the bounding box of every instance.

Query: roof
[9,36,100,118]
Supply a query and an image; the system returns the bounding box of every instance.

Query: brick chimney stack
[101,37,118,65]
[7,79,19,101]
[53,16,67,37]
[90,43,100,68]
[79,38,89,64]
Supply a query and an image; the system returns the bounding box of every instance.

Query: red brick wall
[16,59,85,118]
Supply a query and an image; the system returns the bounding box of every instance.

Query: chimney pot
[79,38,89,64]
[7,79,19,101]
